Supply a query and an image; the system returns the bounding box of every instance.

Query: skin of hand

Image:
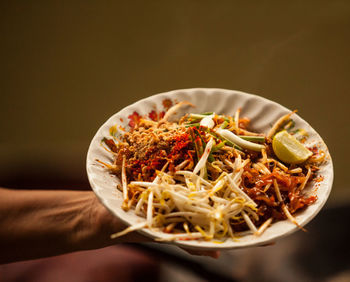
[0,188,219,264]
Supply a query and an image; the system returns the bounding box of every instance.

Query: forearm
[0,188,136,264]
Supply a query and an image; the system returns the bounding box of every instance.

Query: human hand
[0,188,218,263]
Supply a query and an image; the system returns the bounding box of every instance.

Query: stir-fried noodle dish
[99,101,326,242]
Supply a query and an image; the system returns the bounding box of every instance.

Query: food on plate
[98,101,326,241]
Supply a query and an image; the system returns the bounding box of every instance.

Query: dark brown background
[1,1,349,205]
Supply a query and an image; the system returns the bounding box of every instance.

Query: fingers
[182,248,220,259]
[259,241,276,247]
[115,231,152,243]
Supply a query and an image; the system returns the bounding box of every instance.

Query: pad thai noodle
[98,101,325,241]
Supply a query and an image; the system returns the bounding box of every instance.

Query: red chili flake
[308,145,319,154]
[170,133,191,155]
[162,99,173,110]
[120,118,124,122]
[314,175,324,183]
[128,111,141,128]
[166,133,192,167]
[148,133,192,174]
[126,133,192,179]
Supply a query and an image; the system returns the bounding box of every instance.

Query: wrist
[77,193,149,248]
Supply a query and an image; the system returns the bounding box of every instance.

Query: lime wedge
[272,130,312,164]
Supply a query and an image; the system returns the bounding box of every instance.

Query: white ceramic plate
[86,88,333,250]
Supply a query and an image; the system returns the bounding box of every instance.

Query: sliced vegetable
[238,135,265,143]
[215,128,265,152]
[193,138,214,174]
[272,130,312,164]
[200,114,215,128]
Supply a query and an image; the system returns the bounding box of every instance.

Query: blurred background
[1,1,349,281]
